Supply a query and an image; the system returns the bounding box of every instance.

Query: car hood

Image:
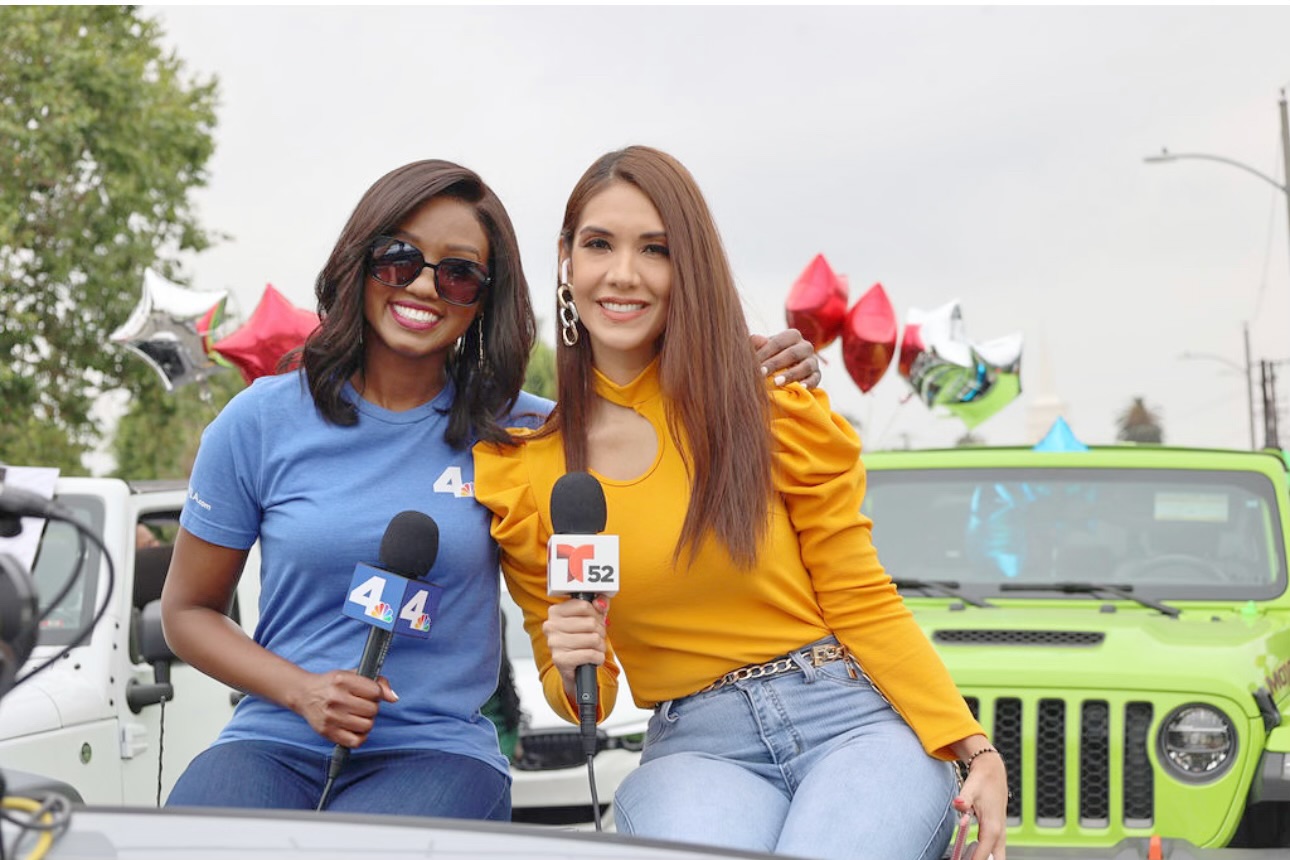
[0,676,62,741]
[909,602,1290,709]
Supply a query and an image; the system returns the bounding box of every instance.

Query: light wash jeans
[614,636,958,860]
[167,740,511,820]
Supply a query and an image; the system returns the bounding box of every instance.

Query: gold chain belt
[696,643,851,695]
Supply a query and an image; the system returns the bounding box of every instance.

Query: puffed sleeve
[473,437,620,725]
[770,383,982,759]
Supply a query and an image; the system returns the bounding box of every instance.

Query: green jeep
[861,441,1290,850]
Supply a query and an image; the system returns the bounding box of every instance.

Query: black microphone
[547,472,619,757]
[318,510,439,811]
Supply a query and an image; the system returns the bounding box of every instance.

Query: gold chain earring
[557,258,580,347]
[476,315,486,368]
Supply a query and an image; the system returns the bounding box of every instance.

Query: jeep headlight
[1158,704,1236,782]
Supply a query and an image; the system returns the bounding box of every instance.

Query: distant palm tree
[1116,396,1164,444]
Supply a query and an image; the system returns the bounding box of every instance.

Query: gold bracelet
[963,746,1001,769]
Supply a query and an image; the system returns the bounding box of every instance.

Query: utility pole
[1244,322,1257,450]
[1262,360,1281,449]
[1280,89,1290,298]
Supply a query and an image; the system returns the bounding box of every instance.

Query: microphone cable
[3,502,116,694]
[0,790,73,860]
[586,748,603,832]
[316,766,338,814]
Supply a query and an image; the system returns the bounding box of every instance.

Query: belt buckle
[809,644,838,667]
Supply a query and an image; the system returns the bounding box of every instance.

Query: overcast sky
[145,5,1290,452]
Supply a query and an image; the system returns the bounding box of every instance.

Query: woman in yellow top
[475,146,1008,860]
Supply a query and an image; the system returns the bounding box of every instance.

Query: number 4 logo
[433,466,474,498]
[349,575,393,623]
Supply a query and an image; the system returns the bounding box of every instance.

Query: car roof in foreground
[39,807,1267,860]
[47,806,781,860]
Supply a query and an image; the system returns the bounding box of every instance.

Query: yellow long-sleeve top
[474,360,983,760]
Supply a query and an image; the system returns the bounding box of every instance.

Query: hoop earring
[557,259,580,347]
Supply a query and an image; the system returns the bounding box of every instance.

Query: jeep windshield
[31,492,105,648]
[862,467,1286,602]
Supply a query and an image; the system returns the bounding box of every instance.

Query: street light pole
[1147,91,1290,450]
[1180,320,1257,450]
[1144,89,1290,300]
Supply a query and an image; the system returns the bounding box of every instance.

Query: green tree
[111,370,244,480]
[1116,396,1164,444]
[523,336,556,401]
[0,6,219,473]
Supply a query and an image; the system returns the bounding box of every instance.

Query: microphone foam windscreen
[379,510,440,580]
[550,471,607,534]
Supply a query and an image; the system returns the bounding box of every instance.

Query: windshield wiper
[891,579,995,608]
[999,582,1179,618]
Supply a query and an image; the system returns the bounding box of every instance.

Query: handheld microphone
[547,472,619,758]
[318,510,441,811]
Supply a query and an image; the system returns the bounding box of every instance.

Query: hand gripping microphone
[317,510,441,811]
[547,472,619,758]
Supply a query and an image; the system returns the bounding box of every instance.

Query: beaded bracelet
[962,746,1001,769]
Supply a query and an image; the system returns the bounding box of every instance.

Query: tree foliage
[111,369,244,480]
[523,335,556,401]
[1116,396,1164,444]
[0,6,219,473]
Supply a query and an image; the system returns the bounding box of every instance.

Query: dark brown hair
[547,146,772,567]
[296,160,536,448]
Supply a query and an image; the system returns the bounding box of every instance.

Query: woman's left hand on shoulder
[953,748,1008,860]
[751,329,820,389]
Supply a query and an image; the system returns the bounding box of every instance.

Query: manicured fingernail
[390,689,400,701]
[774,375,787,386]
[759,366,768,376]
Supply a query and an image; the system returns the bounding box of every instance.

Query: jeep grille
[966,695,1154,829]
[936,630,1105,647]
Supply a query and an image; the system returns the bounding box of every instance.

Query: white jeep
[0,476,258,805]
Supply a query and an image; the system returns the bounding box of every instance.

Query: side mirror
[127,600,174,713]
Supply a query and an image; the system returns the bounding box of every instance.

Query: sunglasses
[366,236,491,307]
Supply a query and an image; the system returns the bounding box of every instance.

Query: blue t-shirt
[180,371,551,774]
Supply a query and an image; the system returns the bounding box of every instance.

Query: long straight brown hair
[545,146,772,568]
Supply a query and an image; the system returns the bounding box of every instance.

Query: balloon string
[871,394,912,450]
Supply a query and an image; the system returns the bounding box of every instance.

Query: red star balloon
[211,285,320,384]
[840,282,897,393]
[785,254,848,350]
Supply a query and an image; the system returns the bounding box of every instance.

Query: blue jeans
[166,740,511,820]
[614,637,958,860]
